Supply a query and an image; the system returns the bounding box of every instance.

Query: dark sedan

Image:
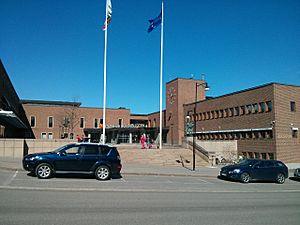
[219,159,288,184]
[294,168,300,179]
[23,143,122,180]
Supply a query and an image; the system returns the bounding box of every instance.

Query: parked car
[294,168,300,179]
[23,143,122,180]
[219,159,288,184]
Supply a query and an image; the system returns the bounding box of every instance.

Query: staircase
[116,144,209,167]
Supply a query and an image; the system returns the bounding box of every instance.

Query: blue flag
[147,11,162,33]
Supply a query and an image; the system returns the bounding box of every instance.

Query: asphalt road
[1,169,300,225]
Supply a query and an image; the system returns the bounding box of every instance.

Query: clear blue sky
[1,0,300,114]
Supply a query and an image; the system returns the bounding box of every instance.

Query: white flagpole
[159,1,164,149]
[102,0,108,144]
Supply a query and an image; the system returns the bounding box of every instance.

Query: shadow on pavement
[289,177,300,182]
[26,172,122,180]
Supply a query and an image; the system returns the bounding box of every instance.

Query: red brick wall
[274,84,300,163]
[166,78,206,145]
[23,104,130,139]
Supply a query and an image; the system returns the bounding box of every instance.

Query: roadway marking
[3,170,18,186]
[197,178,213,184]
[1,185,300,193]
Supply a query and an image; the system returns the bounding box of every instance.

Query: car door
[55,145,81,171]
[252,161,274,181]
[77,145,100,171]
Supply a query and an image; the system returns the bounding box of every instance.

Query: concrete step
[117,147,209,166]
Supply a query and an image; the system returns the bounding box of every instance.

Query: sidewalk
[0,157,220,178]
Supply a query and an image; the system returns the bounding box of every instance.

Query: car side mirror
[60,151,67,156]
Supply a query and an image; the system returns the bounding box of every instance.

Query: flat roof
[184,82,300,107]
[21,99,81,107]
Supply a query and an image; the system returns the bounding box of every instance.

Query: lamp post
[192,82,209,171]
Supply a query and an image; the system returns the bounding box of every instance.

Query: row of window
[30,116,124,129]
[195,130,273,141]
[190,101,273,122]
[242,152,275,160]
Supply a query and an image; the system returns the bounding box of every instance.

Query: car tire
[276,173,285,184]
[95,165,111,181]
[35,163,53,179]
[240,172,251,183]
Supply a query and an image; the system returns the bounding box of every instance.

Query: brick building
[1,58,299,162]
[183,83,300,163]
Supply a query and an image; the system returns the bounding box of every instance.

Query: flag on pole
[102,0,112,31]
[147,11,162,33]
[147,2,164,149]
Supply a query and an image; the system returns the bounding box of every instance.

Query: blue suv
[219,159,288,184]
[23,143,122,180]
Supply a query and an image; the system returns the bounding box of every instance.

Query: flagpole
[159,1,164,149]
[102,0,108,144]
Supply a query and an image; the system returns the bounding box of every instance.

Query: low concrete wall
[0,139,74,158]
[197,140,238,162]
[184,138,238,162]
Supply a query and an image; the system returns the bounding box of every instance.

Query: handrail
[182,138,216,163]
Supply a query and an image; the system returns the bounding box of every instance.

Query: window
[290,101,296,112]
[41,132,47,139]
[65,146,79,155]
[259,102,265,113]
[83,146,99,155]
[30,116,36,127]
[63,133,68,139]
[211,111,215,119]
[224,108,229,117]
[63,117,70,127]
[94,118,98,128]
[247,105,252,114]
[266,101,272,112]
[80,117,85,128]
[240,106,245,115]
[215,111,219,119]
[292,128,298,138]
[99,118,103,128]
[48,116,54,128]
[219,110,224,118]
[48,132,53,139]
[235,107,239,116]
[230,108,234,117]
[253,103,258,113]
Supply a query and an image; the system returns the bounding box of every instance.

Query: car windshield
[237,159,256,166]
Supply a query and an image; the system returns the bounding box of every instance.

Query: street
[1,169,300,225]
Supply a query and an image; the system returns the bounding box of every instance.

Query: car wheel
[240,172,251,183]
[276,173,285,184]
[35,163,53,179]
[95,165,111,180]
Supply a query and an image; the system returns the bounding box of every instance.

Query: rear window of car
[100,146,111,155]
[83,145,100,155]
[276,162,285,167]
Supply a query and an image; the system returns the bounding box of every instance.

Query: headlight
[233,169,241,173]
[29,156,40,161]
